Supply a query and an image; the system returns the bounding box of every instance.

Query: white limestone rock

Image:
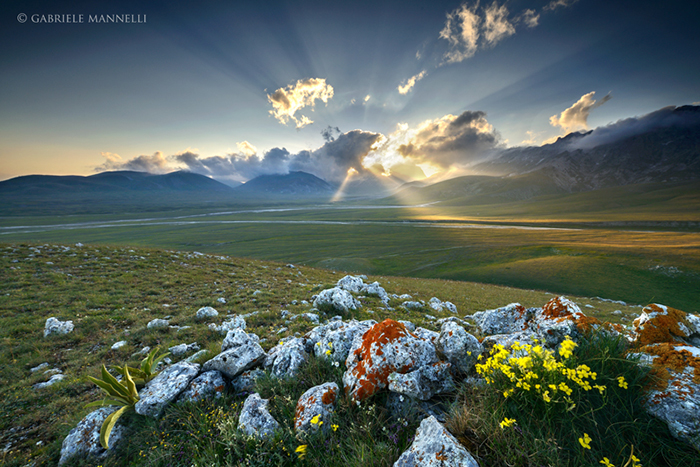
[437,322,483,375]
[238,393,280,440]
[393,416,479,467]
[178,370,227,403]
[209,315,246,335]
[196,306,219,320]
[388,362,454,400]
[471,303,531,336]
[58,407,126,465]
[294,382,339,435]
[264,337,309,378]
[203,329,266,379]
[135,362,200,418]
[146,318,169,330]
[313,287,361,314]
[44,317,74,337]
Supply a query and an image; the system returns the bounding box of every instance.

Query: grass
[0,242,697,466]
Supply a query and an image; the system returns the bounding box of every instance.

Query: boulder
[185,349,210,363]
[633,303,700,346]
[196,306,219,320]
[337,275,365,293]
[305,319,376,363]
[146,318,169,330]
[386,393,450,424]
[313,287,361,313]
[413,327,439,346]
[388,362,454,400]
[58,407,126,465]
[264,337,309,378]
[437,322,483,374]
[209,315,246,334]
[393,416,479,467]
[111,341,127,350]
[343,319,439,402]
[203,329,266,379]
[530,297,584,346]
[135,362,200,418]
[169,342,200,357]
[238,393,280,440]
[44,317,74,337]
[33,373,66,389]
[363,281,390,303]
[177,370,227,403]
[470,303,531,336]
[294,382,339,435]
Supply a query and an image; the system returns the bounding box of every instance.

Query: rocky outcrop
[44,317,74,337]
[343,319,439,401]
[437,322,482,375]
[203,329,265,379]
[135,362,200,418]
[393,416,479,467]
[58,407,126,465]
[313,287,361,313]
[264,337,308,378]
[388,362,454,400]
[294,382,339,435]
[305,319,376,363]
[471,303,531,335]
[238,393,280,440]
[177,370,227,403]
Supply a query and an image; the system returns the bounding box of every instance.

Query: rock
[132,346,151,357]
[402,301,424,310]
[185,349,210,363]
[399,321,416,332]
[208,315,246,334]
[196,306,219,320]
[632,342,700,450]
[178,371,227,403]
[363,281,390,303]
[292,313,319,324]
[481,331,537,351]
[238,393,280,440]
[388,362,454,400]
[443,302,458,314]
[264,337,309,378]
[217,297,227,304]
[386,392,450,424]
[294,382,339,435]
[633,303,700,346]
[135,362,200,418]
[337,275,365,293]
[437,322,483,374]
[344,319,439,402]
[169,342,200,357]
[231,369,265,394]
[203,329,266,379]
[58,407,127,465]
[428,297,444,312]
[531,297,585,346]
[393,415,479,467]
[146,319,169,330]
[313,287,361,313]
[111,341,127,350]
[30,363,49,372]
[471,303,531,335]
[34,373,65,389]
[413,327,439,346]
[44,317,74,337]
[305,319,375,363]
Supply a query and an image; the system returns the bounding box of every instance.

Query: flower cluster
[475,337,605,407]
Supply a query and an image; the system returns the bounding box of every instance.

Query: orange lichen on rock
[344,319,438,401]
[633,304,691,346]
[641,343,700,387]
[321,386,337,405]
[541,296,581,319]
[574,315,602,333]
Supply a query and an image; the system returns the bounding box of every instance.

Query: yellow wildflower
[332,424,339,432]
[295,444,308,459]
[499,417,517,429]
[579,433,592,450]
[617,376,628,389]
[310,414,323,426]
[325,349,331,356]
[599,457,615,467]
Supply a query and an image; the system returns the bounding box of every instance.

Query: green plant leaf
[122,364,138,402]
[100,366,130,398]
[99,405,129,449]
[87,376,124,399]
[86,398,128,408]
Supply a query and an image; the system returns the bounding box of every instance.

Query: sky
[1,0,699,183]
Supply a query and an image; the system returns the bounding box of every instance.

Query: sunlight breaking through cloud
[267,78,334,128]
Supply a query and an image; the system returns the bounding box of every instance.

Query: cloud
[397,110,500,168]
[549,91,612,134]
[518,9,539,28]
[544,0,579,12]
[236,141,257,157]
[364,95,371,103]
[173,148,290,183]
[398,70,428,95]
[563,104,700,150]
[440,3,481,64]
[321,126,341,143]
[96,151,170,174]
[267,78,334,129]
[483,2,515,45]
[289,130,384,182]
